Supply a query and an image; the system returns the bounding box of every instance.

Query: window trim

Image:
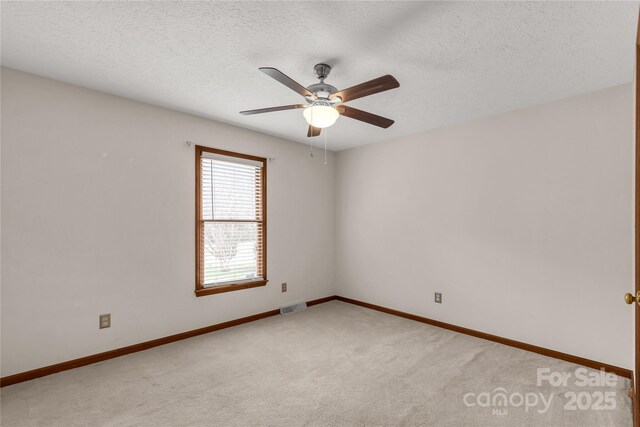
[195,145,267,297]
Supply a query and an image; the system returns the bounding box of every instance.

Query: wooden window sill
[195,280,268,297]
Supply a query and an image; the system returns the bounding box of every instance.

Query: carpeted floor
[0,301,632,426]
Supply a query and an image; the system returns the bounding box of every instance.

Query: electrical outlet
[281,283,287,292]
[99,313,111,329]
[435,292,442,304]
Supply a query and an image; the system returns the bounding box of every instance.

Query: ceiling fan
[240,63,399,137]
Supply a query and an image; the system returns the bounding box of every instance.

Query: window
[195,146,267,296]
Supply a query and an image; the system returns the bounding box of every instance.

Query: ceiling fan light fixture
[303,103,339,129]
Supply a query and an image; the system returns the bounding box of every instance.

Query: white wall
[1,66,634,376]
[335,84,635,369]
[0,68,336,377]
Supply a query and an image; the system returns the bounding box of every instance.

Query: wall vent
[280,301,307,315]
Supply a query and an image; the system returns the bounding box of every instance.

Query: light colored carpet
[0,301,632,426]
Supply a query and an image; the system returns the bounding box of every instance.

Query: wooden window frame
[195,145,267,297]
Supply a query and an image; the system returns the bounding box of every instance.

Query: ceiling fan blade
[259,67,315,99]
[330,75,399,103]
[336,105,394,128]
[240,104,306,115]
[307,125,321,137]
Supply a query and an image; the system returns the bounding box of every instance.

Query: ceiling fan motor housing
[306,63,340,102]
[306,82,339,101]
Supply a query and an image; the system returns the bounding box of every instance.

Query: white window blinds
[199,152,265,288]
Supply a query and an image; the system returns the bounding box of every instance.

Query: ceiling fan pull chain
[324,128,327,165]
[310,107,314,157]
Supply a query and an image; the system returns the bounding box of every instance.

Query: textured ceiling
[1,1,638,151]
